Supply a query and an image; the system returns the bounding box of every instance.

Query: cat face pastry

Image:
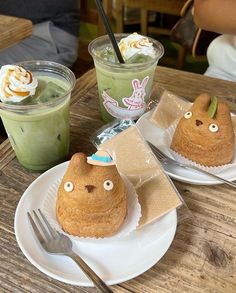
[56,151,127,238]
[171,93,235,166]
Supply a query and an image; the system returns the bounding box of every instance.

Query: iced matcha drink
[0,61,75,171]
[89,33,164,123]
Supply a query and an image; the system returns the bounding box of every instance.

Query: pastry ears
[68,153,92,175]
[191,93,211,112]
[216,101,231,121]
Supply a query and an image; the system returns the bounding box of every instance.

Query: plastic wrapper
[91,120,191,228]
[93,119,135,147]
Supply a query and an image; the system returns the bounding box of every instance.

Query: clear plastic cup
[0,61,76,171]
[89,34,164,123]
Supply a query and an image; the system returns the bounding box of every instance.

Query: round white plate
[14,161,177,286]
[136,111,236,185]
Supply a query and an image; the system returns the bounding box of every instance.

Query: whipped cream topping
[118,33,156,61]
[0,65,38,103]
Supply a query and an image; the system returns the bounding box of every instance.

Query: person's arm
[193,0,236,34]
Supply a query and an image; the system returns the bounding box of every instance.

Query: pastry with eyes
[56,150,128,238]
[170,93,235,166]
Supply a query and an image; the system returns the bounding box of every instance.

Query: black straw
[94,0,125,63]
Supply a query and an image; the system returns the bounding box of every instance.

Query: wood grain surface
[0,14,32,52]
[0,66,236,292]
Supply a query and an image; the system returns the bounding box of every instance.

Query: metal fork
[27,209,114,293]
[147,141,236,188]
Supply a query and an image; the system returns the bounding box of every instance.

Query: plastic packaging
[91,120,190,228]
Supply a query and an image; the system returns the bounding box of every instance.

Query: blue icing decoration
[91,154,112,163]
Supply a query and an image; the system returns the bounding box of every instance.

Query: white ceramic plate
[136,111,236,185]
[14,161,177,286]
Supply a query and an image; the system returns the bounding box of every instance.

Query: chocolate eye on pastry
[103,180,114,191]
[209,123,218,132]
[64,181,74,192]
[184,111,192,119]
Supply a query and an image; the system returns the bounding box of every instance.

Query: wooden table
[0,14,32,52]
[0,66,236,292]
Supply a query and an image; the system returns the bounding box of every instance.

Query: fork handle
[69,253,114,293]
[179,163,236,188]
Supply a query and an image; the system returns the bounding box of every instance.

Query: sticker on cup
[102,76,149,120]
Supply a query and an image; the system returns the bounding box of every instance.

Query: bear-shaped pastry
[171,93,235,167]
[56,150,128,238]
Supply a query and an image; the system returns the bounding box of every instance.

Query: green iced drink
[89,33,164,123]
[0,61,75,171]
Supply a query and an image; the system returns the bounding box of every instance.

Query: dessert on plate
[56,150,128,238]
[170,93,235,167]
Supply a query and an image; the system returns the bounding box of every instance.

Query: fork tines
[28,209,58,244]
[147,141,166,161]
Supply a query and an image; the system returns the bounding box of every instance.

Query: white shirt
[205,34,236,81]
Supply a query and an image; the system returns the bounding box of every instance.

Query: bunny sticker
[102,76,150,120]
[122,77,149,110]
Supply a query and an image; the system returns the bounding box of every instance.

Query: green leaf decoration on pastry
[208,96,218,118]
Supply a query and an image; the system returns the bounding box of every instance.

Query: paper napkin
[100,126,182,227]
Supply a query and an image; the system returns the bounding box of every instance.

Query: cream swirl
[0,65,38,103]
[118,33,156,61]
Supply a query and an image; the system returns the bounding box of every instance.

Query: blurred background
[0,0,212,143]
[74,0,209,78]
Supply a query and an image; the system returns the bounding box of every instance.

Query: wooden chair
[80,0,112,35]
[72,1,113,78]
[112,0,187,69]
